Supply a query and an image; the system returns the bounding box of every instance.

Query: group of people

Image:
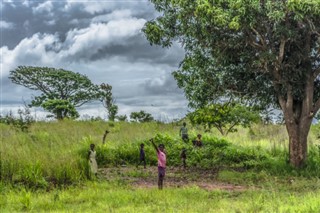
[88,122,204,190]
[180,122,203,147]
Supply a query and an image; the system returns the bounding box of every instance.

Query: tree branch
[251,27,266,48]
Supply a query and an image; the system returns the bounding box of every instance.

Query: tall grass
[1,121,320,189]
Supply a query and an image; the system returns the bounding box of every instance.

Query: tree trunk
[285,122,310,168]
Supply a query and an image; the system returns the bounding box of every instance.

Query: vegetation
[2,121,320,211]
[143,0,320,168]
[9,66,106,120]
[0,106,34,132]
[100,83,118,122]
[188,103,260,135]
[130,110,154,122]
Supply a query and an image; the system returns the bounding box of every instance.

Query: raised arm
[150,138,159,153]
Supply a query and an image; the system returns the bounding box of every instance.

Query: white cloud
[64,0,149,15]
[32,1,53,15]
[60,18,146,59]
[1,33,60,77]
[0,20,14,29]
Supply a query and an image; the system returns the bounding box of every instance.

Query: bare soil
[98,166,248,191]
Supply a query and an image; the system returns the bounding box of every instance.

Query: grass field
[1,120,320,212]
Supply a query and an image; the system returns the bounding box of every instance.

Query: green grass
[2,120,320,211]
[2,178,320,212]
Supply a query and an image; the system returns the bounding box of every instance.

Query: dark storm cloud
[88,35,184,66]
[1,1,93,48]
[1,0,188,120]
[141,73,183,96]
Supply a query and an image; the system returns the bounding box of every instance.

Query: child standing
[179,122,189,143]
[150,138,166,190]
[88,143,98,177]
[138,143,146,169]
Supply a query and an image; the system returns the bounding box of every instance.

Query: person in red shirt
[150,138,166,190]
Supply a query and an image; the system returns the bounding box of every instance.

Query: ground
[98,166,248,191]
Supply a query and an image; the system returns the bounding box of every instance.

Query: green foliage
[9,66,104,120]
[116,115,128,122]
[2,120,320,191]
[100,83,118,121]
[189,103,260,135]
[143,0,320,108]
[0,106,34,132]
[130,110,154,123]
[41,99,79,120]
[144,0,320,168]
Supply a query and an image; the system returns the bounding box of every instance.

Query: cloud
[1,33,60,77]
[91,9,132,23]
[60,18,146,61]
[32,1,53,15]
[0,20,14,29]
[1,0,188,120]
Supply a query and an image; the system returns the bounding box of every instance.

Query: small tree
[100,83,118,122]
[0,105,35,132]
[9,66,103,120]
[116,115,128,122]
[130,111,154,123]
[41,99,79,120]
[189,103,260,135]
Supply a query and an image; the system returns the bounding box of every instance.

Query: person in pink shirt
[150,138,166,190]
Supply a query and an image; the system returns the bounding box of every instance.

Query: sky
[0,0,188,121]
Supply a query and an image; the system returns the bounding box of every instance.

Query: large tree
[143,0,320,167]
[10,66,103,120]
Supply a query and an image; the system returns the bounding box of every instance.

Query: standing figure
[180,148,187,169]
[88,143,98,177]
[179,122,189,143]
[138,143,146,169]
[150,138,166,190]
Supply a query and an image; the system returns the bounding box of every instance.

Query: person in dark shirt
[138,143,146,169]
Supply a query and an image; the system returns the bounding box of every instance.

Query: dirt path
[98,166,248,191]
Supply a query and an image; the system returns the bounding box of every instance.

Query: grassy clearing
[2,121,320,211]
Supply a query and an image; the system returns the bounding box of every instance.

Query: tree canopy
[144,0,320,167]
[130,110,154,123]
[189,103,260,135]
[10,66,104,120]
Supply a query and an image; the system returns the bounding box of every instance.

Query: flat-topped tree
[143,0,320,168]
[10,66,104,120]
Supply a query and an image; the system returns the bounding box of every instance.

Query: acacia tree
[189,103,260,135]
[144,0,320,167]
[10,66,103,120]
